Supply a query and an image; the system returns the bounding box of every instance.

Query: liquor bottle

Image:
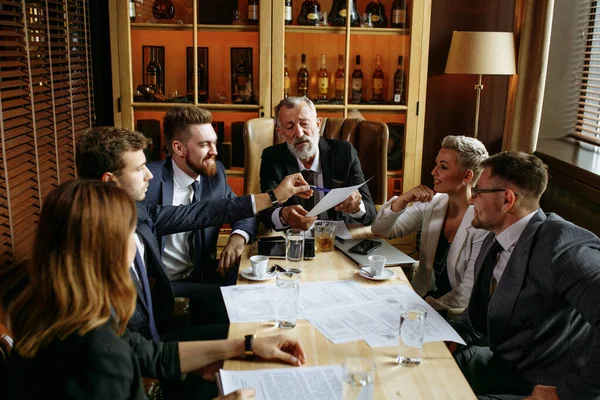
[198,59,208,102]
[366,0,387,28]
[284,54,291,98]
[152,0,175,20]
[372,55,384,101]
[235,53,250,102]
[329,0,359,27]
[129,0,136,22]
[285,0,293,25]
[297,53,309,96]
[298,0,321,26]
[390,0,407,28]
[334,54,345,101]
[146,48,163,94]
[248,0,259,25]
[393,55,405,104]
[351,55,363,103]
[317,54,329,100]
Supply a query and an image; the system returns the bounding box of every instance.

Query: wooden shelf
[132,102,260,111]
[347,104,408,111]
[314,104,346,110]
[285,26,409,36]
[130,23,259,32]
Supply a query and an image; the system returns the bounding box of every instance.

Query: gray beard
[287,137,318,161]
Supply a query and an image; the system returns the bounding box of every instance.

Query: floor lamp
[445,31,516,139]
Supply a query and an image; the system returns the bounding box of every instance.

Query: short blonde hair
[441,135,488,183]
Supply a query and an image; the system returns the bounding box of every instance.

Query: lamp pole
[473,74,484,139]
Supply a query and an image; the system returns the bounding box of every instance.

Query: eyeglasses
[471,186,519,198]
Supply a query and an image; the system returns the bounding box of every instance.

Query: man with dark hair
[453,151,600,399]
[260,97,376,231]
[143,106,255,292]
[76,126,310,341]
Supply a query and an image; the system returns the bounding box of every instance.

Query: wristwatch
[266,189,281,208]
[244,334,256,360]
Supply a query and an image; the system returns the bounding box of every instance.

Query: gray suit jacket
[468,210,600,399]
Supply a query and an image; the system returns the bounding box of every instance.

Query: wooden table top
[224,230,475,399]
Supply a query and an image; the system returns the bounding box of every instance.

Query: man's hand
[281,205,317,231]
[523,385,559,400]
[334,191,362,214]
[273,173,312,203]
[213,388,256,400]
[217,234,246,276]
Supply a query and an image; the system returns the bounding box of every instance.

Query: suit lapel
[487,209,547,345]
[319,139,334,190]
[135,213,171,296]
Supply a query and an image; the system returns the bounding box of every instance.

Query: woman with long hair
[5,180,304,399]
[372,135,489,311]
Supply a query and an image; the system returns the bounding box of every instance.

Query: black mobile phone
[257,238,315,260]
[348,239,382,255]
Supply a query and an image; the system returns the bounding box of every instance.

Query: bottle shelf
[132,102,260,111]
[130,23,259,33]
[347,104,408,111]
[285,26,409,36]
[314,104,346,110]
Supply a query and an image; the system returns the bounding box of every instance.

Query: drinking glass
[314,221,335,252]
[275,271,300,329]
[397,303,427,366]
[286,228,304,262]
[342,357,375,400]
[361,13,373,28]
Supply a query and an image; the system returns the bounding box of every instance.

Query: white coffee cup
[249,255,268,277]
[368,255,387,277]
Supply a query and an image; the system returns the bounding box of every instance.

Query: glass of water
[342,357,375,400]
[275,271,300,329]
[397,303,427,366]
[286,228,304,262]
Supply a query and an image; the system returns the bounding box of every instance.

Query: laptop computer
[334,238,416,267]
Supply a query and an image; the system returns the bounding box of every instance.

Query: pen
[309,185,331,193]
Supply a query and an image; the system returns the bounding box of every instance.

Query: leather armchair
[243,117,389,205]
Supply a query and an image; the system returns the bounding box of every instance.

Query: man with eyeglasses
[451,151,600,399]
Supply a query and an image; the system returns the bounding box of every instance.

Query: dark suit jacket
[467,210,600,399]
[5,322,180,400]
[143,158,256,268]
[130,195,254,338]
[259,138,376,229]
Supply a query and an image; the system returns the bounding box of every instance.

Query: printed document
[306,178,372,217]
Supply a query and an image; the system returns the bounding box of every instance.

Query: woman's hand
[273,173,313,203]
[214,388,256,400]
[252,334,307,366]
[391,185,435,212]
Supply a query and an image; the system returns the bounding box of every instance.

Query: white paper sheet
[220,285,279,323]
[306,178,372,217]
[218,365,344,400]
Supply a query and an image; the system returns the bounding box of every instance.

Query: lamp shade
[445,31,516,75]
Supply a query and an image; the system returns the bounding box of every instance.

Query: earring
[461,181,466,186]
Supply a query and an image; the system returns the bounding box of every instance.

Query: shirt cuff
[250,195,257,214]
[230,230,249,244]
[348,200,366,219]
[271,207,288,230]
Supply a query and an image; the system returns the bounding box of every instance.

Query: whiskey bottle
[390,0,407,28]
[284,54,291,98]
[372,55,384,101]
[366,0,387,28]
[152,0,175,20]
[393,55,405,104]
[285,0,293,25]
[317,54,329,100]
[198,59,208,103]
[334,54,345,101]
[146,48,163,94]
[298,0,321,26]
[248,0,259,25]
[329,0,359,27]
[235,53,250,102]
[297,53,309,96]
[351,55,363,103]
[129,0,136,22]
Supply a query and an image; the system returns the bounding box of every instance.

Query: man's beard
[287,135,319,161]
[186,152,217,177]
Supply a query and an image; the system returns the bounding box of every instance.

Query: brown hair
[163,106,213,152]
[76,126,151,179]
[9,180,137,357]
[481,151,549,201]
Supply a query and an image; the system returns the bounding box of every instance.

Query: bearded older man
[259,97,376,231]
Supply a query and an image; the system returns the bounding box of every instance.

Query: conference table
[224,227,476,399]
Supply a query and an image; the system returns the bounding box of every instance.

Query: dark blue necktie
[134,249,160,342]
[301,169,316,211]
[190,180,205,281]
[471,240,504,336]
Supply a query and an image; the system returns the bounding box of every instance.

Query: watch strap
[266,189,281,208]
[244,334,255,359]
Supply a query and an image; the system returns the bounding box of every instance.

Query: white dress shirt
[493,209,538,284]
[271,148,366,229]
[162,160,250,281]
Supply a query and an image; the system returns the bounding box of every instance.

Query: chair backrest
[0,322,13,370]
[243,117,389,205]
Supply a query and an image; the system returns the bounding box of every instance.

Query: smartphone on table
[257,237,315,260]
[348,239,382,255]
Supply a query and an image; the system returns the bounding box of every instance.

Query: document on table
[306,177,372,217]
[217,365,343,400]
[220,285,278,323]
[305,220,353,240]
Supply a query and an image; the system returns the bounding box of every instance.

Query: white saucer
[240,267,278,281]
[358,268,395,281]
